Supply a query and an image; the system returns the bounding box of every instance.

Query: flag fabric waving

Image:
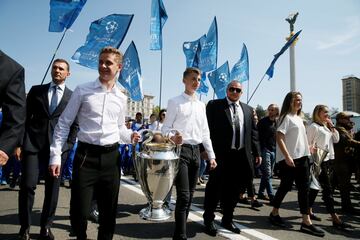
[207,61,230,99]
[183,34,206,68]
[71,14,133,69]
[230,43,249,83]
[118,41,144,101]
[265,30,302,79]
[183,35,209,95]
[150,0,168,50]
[199,17,218,72]
[49,0,87,32]
[196,72,209,95]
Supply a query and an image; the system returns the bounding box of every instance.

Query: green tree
[255,105,266,119]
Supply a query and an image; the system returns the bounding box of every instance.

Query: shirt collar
[50,81,65,91]
[226,97,240,107]
[94,78,123,96]
[182,92,198,101]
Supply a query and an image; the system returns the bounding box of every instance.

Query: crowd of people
[0,48,360,240]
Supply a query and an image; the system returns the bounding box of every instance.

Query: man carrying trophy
[162,67,217,240]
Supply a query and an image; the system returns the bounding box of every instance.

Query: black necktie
[231,103,240,149]
[49,86,58,114]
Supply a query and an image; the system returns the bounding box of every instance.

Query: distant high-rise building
[342,75,360,113]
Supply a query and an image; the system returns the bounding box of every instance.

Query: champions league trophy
[134,130,180,221]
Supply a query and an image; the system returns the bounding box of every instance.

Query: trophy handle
[137,129,154,152]
[165,129,182,157]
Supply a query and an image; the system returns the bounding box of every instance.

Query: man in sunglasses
[203,80,261,236]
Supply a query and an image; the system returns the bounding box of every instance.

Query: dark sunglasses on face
[228,87,242,93]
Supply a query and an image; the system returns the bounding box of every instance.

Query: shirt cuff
[49,155,62,166]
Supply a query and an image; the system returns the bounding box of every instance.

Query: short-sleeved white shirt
[276,114,310,163]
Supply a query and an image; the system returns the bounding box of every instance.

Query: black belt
[78,141,119,153]
[182,143,200,150]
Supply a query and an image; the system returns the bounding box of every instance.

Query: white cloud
[316,16,360,50]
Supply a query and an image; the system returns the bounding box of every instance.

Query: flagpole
[158,49,163,109]
[246,80,250,104]
[247,73,266,104]
[41,29,68,85]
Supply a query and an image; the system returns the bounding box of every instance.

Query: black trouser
[203,148,252,224]
[19,149,68,230]
[173,144,200,240]
[71,142,120,240]
[272,157,310,215]
[334,159,353,209]
[309,160,335,214]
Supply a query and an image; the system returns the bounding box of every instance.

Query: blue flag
[49,0,87,32]
[196,72,209,95]
[199,17,218,72]
[71,14,133,69]
[265,30,302,80]
[150,0,168,50]
[208,61,230,99]
[183,34,206,68]
[230,43,249,83]
[118,41,144,101]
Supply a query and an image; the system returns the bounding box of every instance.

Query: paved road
[1,176,359,240]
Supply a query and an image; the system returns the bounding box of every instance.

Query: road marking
[121,177,278,240]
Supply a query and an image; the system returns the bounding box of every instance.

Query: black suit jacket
[206,98,261,173]
[22,83,77,153]
[0,50,26,157]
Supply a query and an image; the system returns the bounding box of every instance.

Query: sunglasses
[228,87,242,93]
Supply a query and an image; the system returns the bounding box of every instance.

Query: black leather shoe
[39,228,55,240]
[221,221,241,234]
[18,228,30,240]
[204,221,218,236]
[300,223,325,237]
[333,220,352,230]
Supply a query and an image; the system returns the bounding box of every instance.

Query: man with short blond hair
[49,46,139,240]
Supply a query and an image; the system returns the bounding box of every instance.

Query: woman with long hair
[269,92,325,237]
[306,104,351,229]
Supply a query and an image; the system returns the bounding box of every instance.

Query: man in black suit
[0,50,26,166]
[203,80,261,236]
[18,59,78,240]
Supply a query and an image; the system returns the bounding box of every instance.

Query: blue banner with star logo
[71,14,133,69]
[208,61,230,99]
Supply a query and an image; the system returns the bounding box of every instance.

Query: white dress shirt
[48,81,65,106]
[306,122,339,161]
[49,79,132,166]
[226,98,245,149]
[162,92,215,159]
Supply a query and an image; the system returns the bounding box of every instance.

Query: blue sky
[1,0,359,114]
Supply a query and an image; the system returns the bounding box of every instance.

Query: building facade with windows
[342,75,360,114]
[121,89,155,120]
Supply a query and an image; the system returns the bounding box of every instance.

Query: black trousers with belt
[71,142,120,240]
[203,148,252,224]
[19,148,69,230]
[173,144,200,240]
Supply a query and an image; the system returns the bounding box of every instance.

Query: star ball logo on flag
[72,14,133,69]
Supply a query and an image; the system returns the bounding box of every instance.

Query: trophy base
[139,205,172,221]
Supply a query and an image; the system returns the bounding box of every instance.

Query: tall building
[121,89,155,120]
[342,75,360,113]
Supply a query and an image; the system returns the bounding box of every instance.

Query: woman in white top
[307,105,351,229]
[269,92,325,237]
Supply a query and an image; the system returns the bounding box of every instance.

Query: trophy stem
[139,203,171,221]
